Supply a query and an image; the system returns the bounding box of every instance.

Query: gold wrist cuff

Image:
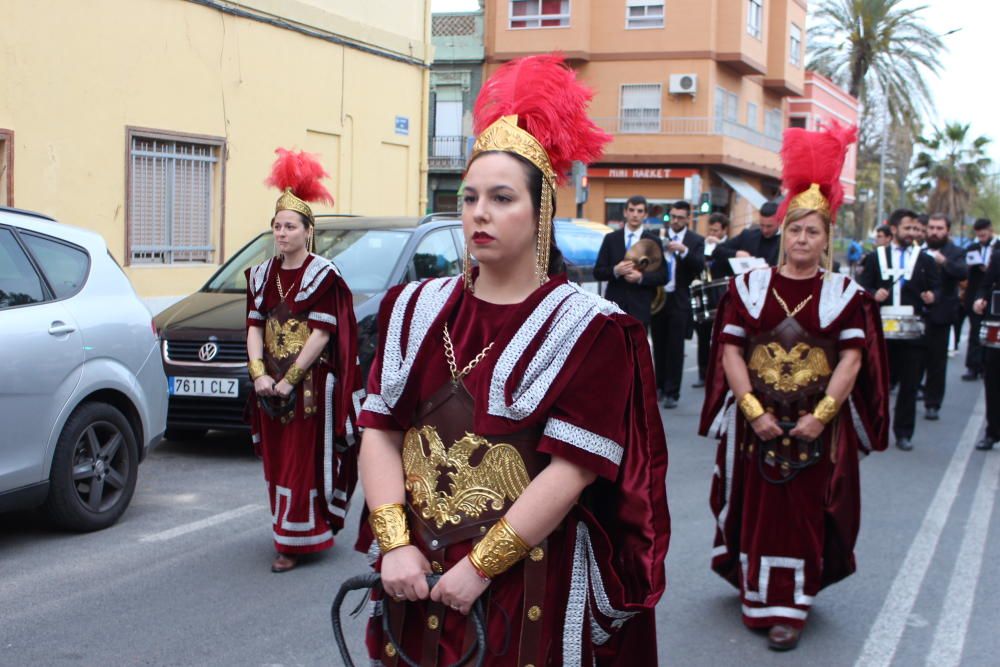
[739,393,765,422]
[812,395,839,425]
[369,503,410,554]
[468,517,531,580]
[283,364,306,385]
[248,359,266,381]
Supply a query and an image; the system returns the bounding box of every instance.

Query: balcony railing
[429,135,472,171]
[592,117,782,153]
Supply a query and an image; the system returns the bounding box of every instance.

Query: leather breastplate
[263,299,324,416]
[403,380,546,550]
[745,315,836,417]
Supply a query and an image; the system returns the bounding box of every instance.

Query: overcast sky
[429,0,997,163]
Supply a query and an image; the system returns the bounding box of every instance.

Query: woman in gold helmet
[354,55,670,665]
[245,148,362,573]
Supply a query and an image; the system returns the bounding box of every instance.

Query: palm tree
[808,0,944,124]
[913,123,993,230]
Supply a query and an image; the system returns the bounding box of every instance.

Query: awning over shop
[715,171,768,210]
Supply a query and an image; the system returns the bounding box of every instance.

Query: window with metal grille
[790,23,802,66]
[620,83,662,133]
[714,87,739,133]
[127,132,223,265]
[626,0,664,29]
[747,0,763,39]
[510,0,570,29]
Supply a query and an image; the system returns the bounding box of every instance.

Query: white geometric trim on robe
[344,387,365,450]
[272,486,318,531]
[848,396,873,453]
[308,311,337,326]
[740,553,814,606]
[295,254,339,303]
[248,310,265,321]
[366,539,381,566]
[722,324,746,338]
[361,393,392,415]
[741,604,809,621]
[563,522,639,664]
[249,258,274,311]
[273,530,333,547]
[734,268,772,320]
[488,283,622,421]
[711,544,728,558]
[323,374,337,515]
[819,274,861,328]
[379,277,462,409]
[718,396,737,534]
[839,327,864,341]
[543,418,624,466]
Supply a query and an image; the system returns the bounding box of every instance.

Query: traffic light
[662,211,670,223]
[699,192,712,214]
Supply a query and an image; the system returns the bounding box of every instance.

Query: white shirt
[664,228,688,292]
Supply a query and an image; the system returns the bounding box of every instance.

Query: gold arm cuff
[739,393,766,422]
[368,503,410,554]
[283,364,306,386]
[468,517,531,580]
[248,359,266,381]
[812,395,840,425]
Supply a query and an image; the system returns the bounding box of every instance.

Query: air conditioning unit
[669,74,698,96]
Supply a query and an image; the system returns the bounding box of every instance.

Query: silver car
[0,207,167,531]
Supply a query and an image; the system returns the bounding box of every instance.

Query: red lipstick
[472,231,495,245]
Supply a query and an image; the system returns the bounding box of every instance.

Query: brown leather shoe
[271,553,298,573]
[767,624,801,651]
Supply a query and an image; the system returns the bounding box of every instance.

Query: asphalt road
[2,340,997,666]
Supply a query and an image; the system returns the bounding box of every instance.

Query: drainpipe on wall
[417,0,432,215]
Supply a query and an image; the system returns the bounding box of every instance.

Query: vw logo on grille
[198,342,219,362]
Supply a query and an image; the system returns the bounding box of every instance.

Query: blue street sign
[395,116,410,136]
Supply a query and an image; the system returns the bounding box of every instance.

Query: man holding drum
[972,243,1000,450]
[858,209,942,451]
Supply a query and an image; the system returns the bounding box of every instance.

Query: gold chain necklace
[275,271,297,302]
[443,323,494,383]
[771,289,813,319]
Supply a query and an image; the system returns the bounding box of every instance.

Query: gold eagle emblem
[265,318,310,359]
[402,426,531,529]
[748,342,832,393]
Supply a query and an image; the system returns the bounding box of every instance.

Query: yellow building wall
[0,0,430,298]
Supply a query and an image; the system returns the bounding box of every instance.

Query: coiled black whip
[331,572,487,667]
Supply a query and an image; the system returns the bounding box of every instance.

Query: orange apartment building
[483,0,808,233]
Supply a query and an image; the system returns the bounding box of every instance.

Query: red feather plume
[265,148,334,205]
[776,120,857,224]
[473,54,611,184]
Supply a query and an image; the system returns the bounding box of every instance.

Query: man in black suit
[922,213,969,419]
[972,245,1000,450]
[712,200,782,268]
[650,200,705,408]
[859,209,942,451]
[963,218,997,380]
[594,195,667,325]
[693,212,730,388]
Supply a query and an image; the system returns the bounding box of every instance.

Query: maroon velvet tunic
[357,274,669,666]
[245,254,362,554]
[700,268,889,630]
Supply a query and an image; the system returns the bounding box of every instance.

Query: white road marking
[854,392,985,667]
[139,504,265,543]
[925,440,1000,667]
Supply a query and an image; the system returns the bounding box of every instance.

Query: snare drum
[980,320,1000,349]
[881,314,925,340]
[690,278,730,324]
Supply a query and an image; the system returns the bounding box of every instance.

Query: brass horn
[624,238,664,274]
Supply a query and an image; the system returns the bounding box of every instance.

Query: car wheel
[165,427,207,441]
[44,402,139,532]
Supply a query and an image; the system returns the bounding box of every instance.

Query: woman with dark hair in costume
[699,123,889,650]
[245,149,363,573]
[355,55,669,665]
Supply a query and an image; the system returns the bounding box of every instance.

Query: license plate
[883,319,900,333]
[169,376,240,398]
